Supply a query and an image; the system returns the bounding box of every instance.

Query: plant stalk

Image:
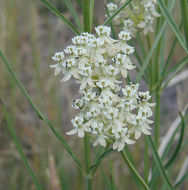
[84,135,92,190]
[120,150,150,190]
[154,90,161,148]
[82,0,94,188]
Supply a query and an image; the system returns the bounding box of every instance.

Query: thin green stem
[180,0,188,47]
[154,93,161,148]
[83,0,90,32]
[84,135,92,190]
[144,136,149,184]
[120,150,150,190]
[1,102,43,190]
[82,0,93,188]
[146,35,153,88]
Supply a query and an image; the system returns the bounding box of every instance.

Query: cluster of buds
[50,26,155,151]
[107,0,160,35]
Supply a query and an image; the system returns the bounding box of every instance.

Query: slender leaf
[180,0,188,47]
[161,21,183,77]
[0,50,83,174]
[39,0,80,35]
[147,136,175,190]
[161,56,188,91]
[63,0,83,31]
[90,148,115,177]
[165,112,185,167]
[1,101,43,190]
[175,170,188,188]
[121,150,150,190]
[104,0,133,26]
[157,0,188,54]
[149,112,186,187]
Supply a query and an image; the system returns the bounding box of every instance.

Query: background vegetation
[0,0,188,189]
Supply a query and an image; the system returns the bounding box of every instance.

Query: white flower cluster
[107,0,160,35]
[50,26,155,151]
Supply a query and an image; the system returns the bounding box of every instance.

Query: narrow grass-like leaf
[149,111,187,187]
[121,150,150,190]
[161,56,188,91]
[63,0,83,31]
[1,102,43,190]
[124,147,141,188]
[157,0,188,54]
[90,148,114,177]
[105,4,117,39]
[137,33,146,59]
[161,21,183,77]
[165,112,185,168]
[39,0,80,35]
[0,50,83,174]
[99,165,112,190]
[162,55,188,80]
[135,0,176,83]
[180,0,188,47]
[175,170,188,188]
[104,0,133,26]
[147,136,175,190]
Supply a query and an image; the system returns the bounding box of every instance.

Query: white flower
[73,98,84,109]
[64,45,76,55]
[123,19,136,35]
[96,79,110,89]
[79,66,92,77]
[144,1,160,17]
[66,115,85,138]
[105,65,120,76]
[95,25,111,37]
[52,52,64,61]
[104,107,118,119]
[86,105,100,119]
[95,56,107,67]
[122,83,139,97]
[137,15,154,35]
[119,31,132,41]
[107,2,118,13]
[50,63,63,76]
[93,134,107,147]
[84,90,96,101]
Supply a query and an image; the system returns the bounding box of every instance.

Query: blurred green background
[0,0,188,189]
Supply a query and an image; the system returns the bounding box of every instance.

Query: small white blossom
[52,52,64,61]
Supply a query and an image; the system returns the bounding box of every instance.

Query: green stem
[154,93,161,148]
[82,0,93,189]
[84,135,92,190]
[180,0,188,47]
[146,35,153,89]
[144,137,149,184]
[2,103,43,190]
[83,0,90,32]
[120,150,150,190]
